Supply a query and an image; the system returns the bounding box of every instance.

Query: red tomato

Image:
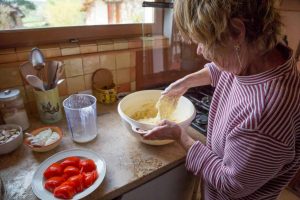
[44,163,63,180]
[82,170,98,188]
[44,176,65,192]
[60,157,80,169]
[63,166,80,178]
[67,174,84,193]
[79,159,97,172]
[53,182,76,199]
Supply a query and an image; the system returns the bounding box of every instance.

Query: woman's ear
[229,18,246,44]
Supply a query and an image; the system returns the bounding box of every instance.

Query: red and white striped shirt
[186,44,300,200]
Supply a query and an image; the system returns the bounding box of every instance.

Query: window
[0,0,154,30]
[0,0,161,48]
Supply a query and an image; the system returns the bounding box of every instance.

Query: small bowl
[0,124,23,155]
[24,126,63,152]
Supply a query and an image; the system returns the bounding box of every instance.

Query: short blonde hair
[174,0,282,53]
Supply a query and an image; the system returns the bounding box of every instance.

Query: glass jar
[0,89,30,130]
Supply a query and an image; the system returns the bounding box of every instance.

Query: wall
[0,36,169,113]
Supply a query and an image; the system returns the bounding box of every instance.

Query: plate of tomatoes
[32,149,106,200]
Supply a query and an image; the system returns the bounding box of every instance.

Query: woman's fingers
[143,125,167,140]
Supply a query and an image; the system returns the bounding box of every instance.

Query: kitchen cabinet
[120,164,196,200]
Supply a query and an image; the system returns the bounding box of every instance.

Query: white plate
[32,149,106,200]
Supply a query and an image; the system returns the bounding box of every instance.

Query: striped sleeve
[205,62,222,87]
[185,127,294,199]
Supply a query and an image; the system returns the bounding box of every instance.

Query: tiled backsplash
[0,36,169,113]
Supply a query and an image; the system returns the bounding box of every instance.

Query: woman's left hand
[142,120,182,141]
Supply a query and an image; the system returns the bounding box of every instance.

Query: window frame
[0,3,164,48]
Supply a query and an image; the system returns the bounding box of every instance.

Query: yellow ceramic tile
[0,66,23,89]
[114,39,128,50]
[116,52,131,69]
[128,38,142,49]
[0,53,18,64]
[98,44,114,52]
[97,39,113,45]
[130,81,136,92]
[80,45,97,54]
[57,80,68,96]
[16,51,30,61]
[130,52,136,67]
[16,47,33,52]
[100,54,116,70]
[0,48,15,55]
[82,55,100,74]
[111,70,117,84]
[66,76,85,94]
[61,47,80,56]
[59,43,78,48]
[130,67,136,82]
[64,58,83,78]
[84,74,93,90]
[38,44,61,58]
[116,68,130,84]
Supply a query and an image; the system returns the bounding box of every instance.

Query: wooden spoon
[26,75,45,91]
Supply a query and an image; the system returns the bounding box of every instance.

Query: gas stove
[184,86,214,136]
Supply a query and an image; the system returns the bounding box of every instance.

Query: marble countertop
[0,103,206,200]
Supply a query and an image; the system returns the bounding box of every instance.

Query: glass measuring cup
[63,94,98,143]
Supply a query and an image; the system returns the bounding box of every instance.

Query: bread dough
[131,96,179,125]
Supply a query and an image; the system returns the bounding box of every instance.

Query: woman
[143,0,300,199]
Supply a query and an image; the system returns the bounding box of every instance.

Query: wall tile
[130,81,136,92]
[57,79,68,96]
[0,48,15,54]
[64,58,83,78]
[128,38,142,49]
[66,76,85,94]
[117,83,131,93]
[0,53,18,64]
[16,52,30,61]
[130,51,136,67]
[15,47,32,62]
[111,70,117,84]
[60,43,80,56]
[98,44,114,52]
[100,54,116,70]
[98,40,114,52]
[39,44,61,58]
[80,41,98,54]
[82,55,100,74]
[116,52,131,69]
[130,67,136,82]
[116,68,130,84]
[153,38,170,48]
[84,74,93,90]
[61,47,80,56]
[0,65,23,89]
[114,39,128,50]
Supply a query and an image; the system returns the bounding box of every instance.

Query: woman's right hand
[162,78,189,97]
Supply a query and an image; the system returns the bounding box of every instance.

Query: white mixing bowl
[118,90,196,145]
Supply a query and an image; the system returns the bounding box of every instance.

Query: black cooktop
[184,85,214,136]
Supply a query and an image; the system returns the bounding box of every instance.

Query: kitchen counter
[0,103,206,200]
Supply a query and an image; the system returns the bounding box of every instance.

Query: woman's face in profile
[197,43,243,75]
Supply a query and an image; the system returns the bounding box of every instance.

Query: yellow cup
[33,87,62,123]
[92,84,117,104]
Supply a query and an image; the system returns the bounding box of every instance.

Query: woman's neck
[241,45,287,76]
